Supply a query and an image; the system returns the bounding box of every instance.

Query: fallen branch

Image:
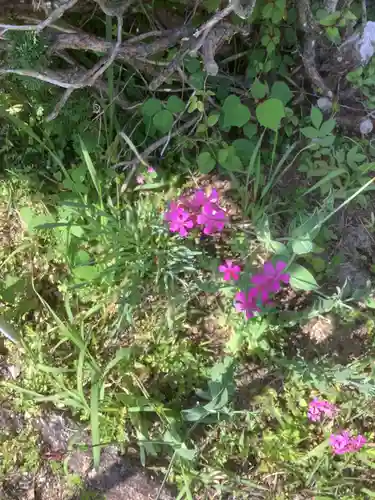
[297,0,333,98]
[47,15,124,121]
[0,0,79,36]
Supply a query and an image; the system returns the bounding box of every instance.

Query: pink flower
[164,203,194,237]
[147,166,155,173]
[251,261,290,301]
[330,432,352,455]
[136,175,145,184]
[234,289,261,319]
[219,260,241,281]
[164,188,228,237]
[349,434,367,452]
[308,399,338,422]
[197,204,227,235]
[330,432,366,455]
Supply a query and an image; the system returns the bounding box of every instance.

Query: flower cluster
[307,398,338,422]
[164,189,227,237]
[230,261,289,320]
[307,398,367,455]
[329,432,367,455]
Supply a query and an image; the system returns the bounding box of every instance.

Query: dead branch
[297,0,333,98]
[47,15,124,121]
[0,0,79,36]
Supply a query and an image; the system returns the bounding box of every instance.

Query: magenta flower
[234,289,261,319]
[164,203,194,237]
[330,432,352,455]
[164,188,227,237]
[308,399,338,422]
[349,434,367,452]
[251,261,290,301]
[147,166,155,173]
[219,260,241,281]
[329,432,366,455]
[197,204,227,235]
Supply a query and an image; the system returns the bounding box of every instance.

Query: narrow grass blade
[79,137,102,201]
[302,168,347,196]
[90,374,102,470]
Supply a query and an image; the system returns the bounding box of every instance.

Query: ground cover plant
[1,0,375,499]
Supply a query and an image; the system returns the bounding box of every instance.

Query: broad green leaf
[222,95,251,128]
[243,123,258,138]
[292,238,313,255]
[142,98,162,117]
[270,81,292,104]
[319,118,336,136]
[197,151,215,173]
[153,109,174,133]
[289,263,319,291]
[256,98,285,131]
[311,107,323,129]
[207,113,219,127]
[166,95,185,113]
[301,126,319,139]
[251,79,268,99]
[73,265,101,282]
[182,406,208,421]
[319,12,341,26]
[175,446,196,461]
[233,138,254,163]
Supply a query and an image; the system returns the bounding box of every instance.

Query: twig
[114,116,200,170]
[0,68,82,88]
[0,0,79,36]
[324,0,339,13]
[362,0,367,26]
[193,4,235,39]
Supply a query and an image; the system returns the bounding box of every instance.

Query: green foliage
[1,3,375,499]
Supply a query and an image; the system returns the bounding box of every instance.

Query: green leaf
[207,113,219,127]
[182,406,208,422]
[292,238,313,255]
[250,79,268,99]
[243,123,258,138]
[175,446,196,461]
[166,95,185,113]
[270,81,292,104]
[289,264,319,291]
[303,168,347,195]
[301,126,319,139]
[222,95,251,128]
[319,12,341,26]
[233,139,254,163]
[73,265,101,282]
[153,109,174,133]
[256,98,285,131]
[197,152,216,173]
[311,107,323,128]
[319,118,336,136]
[142,98,162,117]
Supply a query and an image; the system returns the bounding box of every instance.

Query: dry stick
[296,0,333,98]
[0,0,79,35]
[114,116,200,171]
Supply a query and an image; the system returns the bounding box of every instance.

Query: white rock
[359,21,375,63]
[317,97,333,112]
[359,118,373,135]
